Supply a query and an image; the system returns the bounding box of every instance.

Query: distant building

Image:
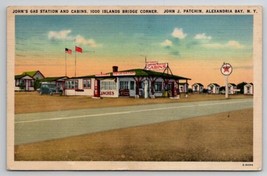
[192,83,203,93]
[21,70,45,80]
[15,70,45,91]
[15,74,34,91]
[179,83,189,93]
[228,83,237,94]
[244,83,253,95]
[207,83,220,94]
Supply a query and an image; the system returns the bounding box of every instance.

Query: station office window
[65,80,78,89]
[30,80,34,87]
[120,81,129,90]
[83,79,91,89]
[75,80,78,89]
[155,82,163,92]
[101,81,117,90]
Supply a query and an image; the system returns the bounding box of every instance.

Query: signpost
[220,62,233,98]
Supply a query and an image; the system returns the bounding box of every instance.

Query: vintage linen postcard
[7,6,262,170]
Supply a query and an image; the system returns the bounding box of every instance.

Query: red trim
[75,89,84,92]
[64,88,76,90]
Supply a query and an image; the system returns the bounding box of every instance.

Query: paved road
[15,98,253,145]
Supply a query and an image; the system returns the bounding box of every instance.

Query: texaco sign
[220,63,233,76]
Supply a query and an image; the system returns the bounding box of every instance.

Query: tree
[34,78,41,91]
[237,82,247,94]
[19,81,25,90]
[203,89,209,93]
[188,88,193,93]
[219,86,225,94]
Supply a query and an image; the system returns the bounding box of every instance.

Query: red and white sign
[113,72,136,76]
[95,73,111,77]
[145,63,168,70]
[220,63,233,76]
[100,91,115,96]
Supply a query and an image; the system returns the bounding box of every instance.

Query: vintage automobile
[39,82,62,95]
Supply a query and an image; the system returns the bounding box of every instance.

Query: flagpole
[65,51,67,76]
[75,47,77,77]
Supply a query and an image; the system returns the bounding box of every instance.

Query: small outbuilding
[244,83,253,95]
[179,83,189,93]
[15,74,34,91]
[228,83,237,94]
[15,70,45,91]
[207,83,220,94]
[192,83,204,93]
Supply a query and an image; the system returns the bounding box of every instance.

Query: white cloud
[48,29,102,48]
[74,35,101,48]
[226,40,244,49]
[171,28,187,39]
[160,39,173,47]
[202,40,244,49]
[48,29,72,40]
[194,33,212,40]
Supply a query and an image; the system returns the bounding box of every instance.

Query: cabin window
[247,86,250,92]
[194,85,198,91]
[31,80,34,87]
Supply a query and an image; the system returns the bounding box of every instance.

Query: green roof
[22,71,39,77]
[112,68,191,80]
[40,76,68,82]
[15,74,31,79]
[70,68,191,80]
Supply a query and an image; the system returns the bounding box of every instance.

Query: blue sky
[16,15,253,57]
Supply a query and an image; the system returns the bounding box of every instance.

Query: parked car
[40,82,62,95]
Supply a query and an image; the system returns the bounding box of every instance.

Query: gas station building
[64,66,191,98]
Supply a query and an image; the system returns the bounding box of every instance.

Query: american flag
[65,48,72,54]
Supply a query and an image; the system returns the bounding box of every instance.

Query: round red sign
[220,63,233,76]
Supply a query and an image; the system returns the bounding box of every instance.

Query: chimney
[112,66,118,72]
